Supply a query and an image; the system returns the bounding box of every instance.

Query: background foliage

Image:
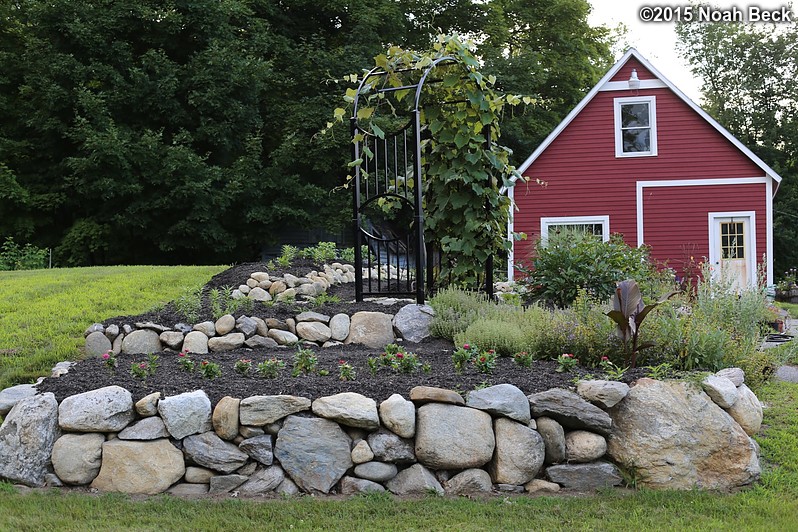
[0,0,613,266]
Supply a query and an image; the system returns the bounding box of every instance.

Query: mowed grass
[1,267,798,529]
[0,265,225,390]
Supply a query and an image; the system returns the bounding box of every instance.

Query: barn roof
[515,48,782,186]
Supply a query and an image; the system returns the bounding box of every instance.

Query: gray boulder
[208,333,245,352]
[157,390,212,439]
[296,322,332,343]
[367,429,416,464]
[536,416,566,465]
[545,461,622,491]
[575,380,630,409]
[159,331,184,350]
[392,304,435,343]
[244,335,279,349]
[117,416,170,440]
[329,314,351,342]
[51,433,105,485]
[268,329,299,345]
[564,430,607,463]
[209,474,249,494]
[488,418,545,485]
[238,465,285,494]
[466,383,531,424]
[339,476,386,495]
[528,388,613,435]
[446,468,493,495]
[182,432,249,474]
[0,393,60,487]
[120,329,162,355]
[353,461,398,483]
[345,311,394,348]
[274,415,353,494]
[239,435,274,466]
[0,383,37,417]
[415,403,495,469]
[182,331,209,354]
[85,331,112,357]
[701,375,739,409]
[378,394,416,439]
[296,311,331,323]
[58,385,134,432]
[385,464,443,495]
[312,392,380,430]
[239,395,311,426]
[726,384,763,436]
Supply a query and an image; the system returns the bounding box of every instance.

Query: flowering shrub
[556,353,578,373]
[452,343,479,373]
[199,360,222,379]
[453,343,498,374]
[256,358,285,378]
[234,358,253,375]
[474,349,498,374]
[130,353,159,379]
[338,360,356,381]
[369,344,427,375]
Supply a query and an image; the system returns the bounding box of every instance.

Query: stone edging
[0,368,763,495]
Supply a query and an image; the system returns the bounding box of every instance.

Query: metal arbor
[351,57,495,304]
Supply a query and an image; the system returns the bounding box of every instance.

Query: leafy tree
[676,18,798,277]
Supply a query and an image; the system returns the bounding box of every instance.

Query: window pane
[622,129,651,152]
[548,223,603,238]
[621,103,650,127]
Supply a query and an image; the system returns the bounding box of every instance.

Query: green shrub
[455,318,525,357]
[429,288,491,341]
[0,237,48,271]
[517,230,663,308]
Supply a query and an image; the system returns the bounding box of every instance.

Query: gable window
[614,96,657,157]
[541,216,610,244]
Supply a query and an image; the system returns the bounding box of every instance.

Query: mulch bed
[35,260,647,407]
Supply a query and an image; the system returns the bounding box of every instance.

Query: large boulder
[238,435,274,466]
[90,439,185,494]
[51,433,105,485]
[339,476,386,495]
[182,331,209,354]
[415,403,495,469]
[84,331,112,357]
[565,430,607,463]
[367,429,416,464]
[607,378,760,490]
[58,385,134,432]
[238,465,285,494]
[157,390,212,439]
[120,329,162,355]
[379,394,416,439]
[212,396,240,441]
[345,312,394,348]
[117,417,170,440]
[329,314,351,342]
[488,418,545,485]
[239,395,311,426]
[0,393,60,487]
[528,388,613,435]
[536,416,566,465]
[576,380,630,409]
[312,392,379,430]
[445,469,493,495]
[701,375,739,409]
[208,333,245,352]
[296,322,332,343]
[466,384,531,424]
[274,415,353,494]
[392,304,435,343]
[182,432,249,474]
[353,461,398,483]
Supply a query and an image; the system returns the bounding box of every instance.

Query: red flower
[396,353,404,359]
[601,356,609,362]
[178,352,186,358]
[488,349,495,355]
[480,356,487,363]
[201,361,208,366]
[339,360,346,365]
[463,344,470,350]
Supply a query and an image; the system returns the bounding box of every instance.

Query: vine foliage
[331,34,532,285]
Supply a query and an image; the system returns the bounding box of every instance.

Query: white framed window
[614,96,657,157]
[541,216,610,244]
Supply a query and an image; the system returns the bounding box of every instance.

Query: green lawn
[0,265,225,390]
[1,266,797,530]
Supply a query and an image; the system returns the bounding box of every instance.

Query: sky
[587,1,790,103]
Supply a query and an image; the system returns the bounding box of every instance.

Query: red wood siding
[514,57,768,280]
[642,183,767,278]
[610,57,656,83]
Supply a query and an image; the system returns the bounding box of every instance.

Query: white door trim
[708,211,757,287]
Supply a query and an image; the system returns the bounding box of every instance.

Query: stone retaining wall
[0,370,764,495]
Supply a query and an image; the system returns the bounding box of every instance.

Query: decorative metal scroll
[351,57,495,303]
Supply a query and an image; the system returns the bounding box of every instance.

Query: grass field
[1,266,797,530]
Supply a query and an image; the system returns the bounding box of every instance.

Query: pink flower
[562,353,573,358]
[139,362,148,369]
[601,356,609,362]
[178,352,186,358]
[463,344,470,350]
[339,360,346,365]
[488,349,495,355]
[102,353,110,360]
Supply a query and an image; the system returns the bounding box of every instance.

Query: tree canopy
[676,18,798,277]
[0,0,614,266]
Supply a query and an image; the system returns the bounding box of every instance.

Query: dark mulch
[35,260,649,407]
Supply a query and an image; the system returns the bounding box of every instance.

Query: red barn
[509,48,782,289]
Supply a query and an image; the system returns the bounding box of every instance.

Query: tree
[676,18,798,277]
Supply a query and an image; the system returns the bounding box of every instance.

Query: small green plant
[256,357,286,378]
[319,369,330,376]
[177,350,195,372]
[338,360,356,381]
[130,360,154,380]
[311,293,341,307]
[301,241,338,263]
[513,351,533,368]
[339,246,356,264]
[379,344,425,374]
[235,358,253,375]
[556,353,578,373]
[453,343,498,374]
[292,347,318,377]
[645,362,673,380]
[199,360,222,379]
[599,356,628,380]
[173,285,204,323]
[101,351,116,371]
[367,356,379,376]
